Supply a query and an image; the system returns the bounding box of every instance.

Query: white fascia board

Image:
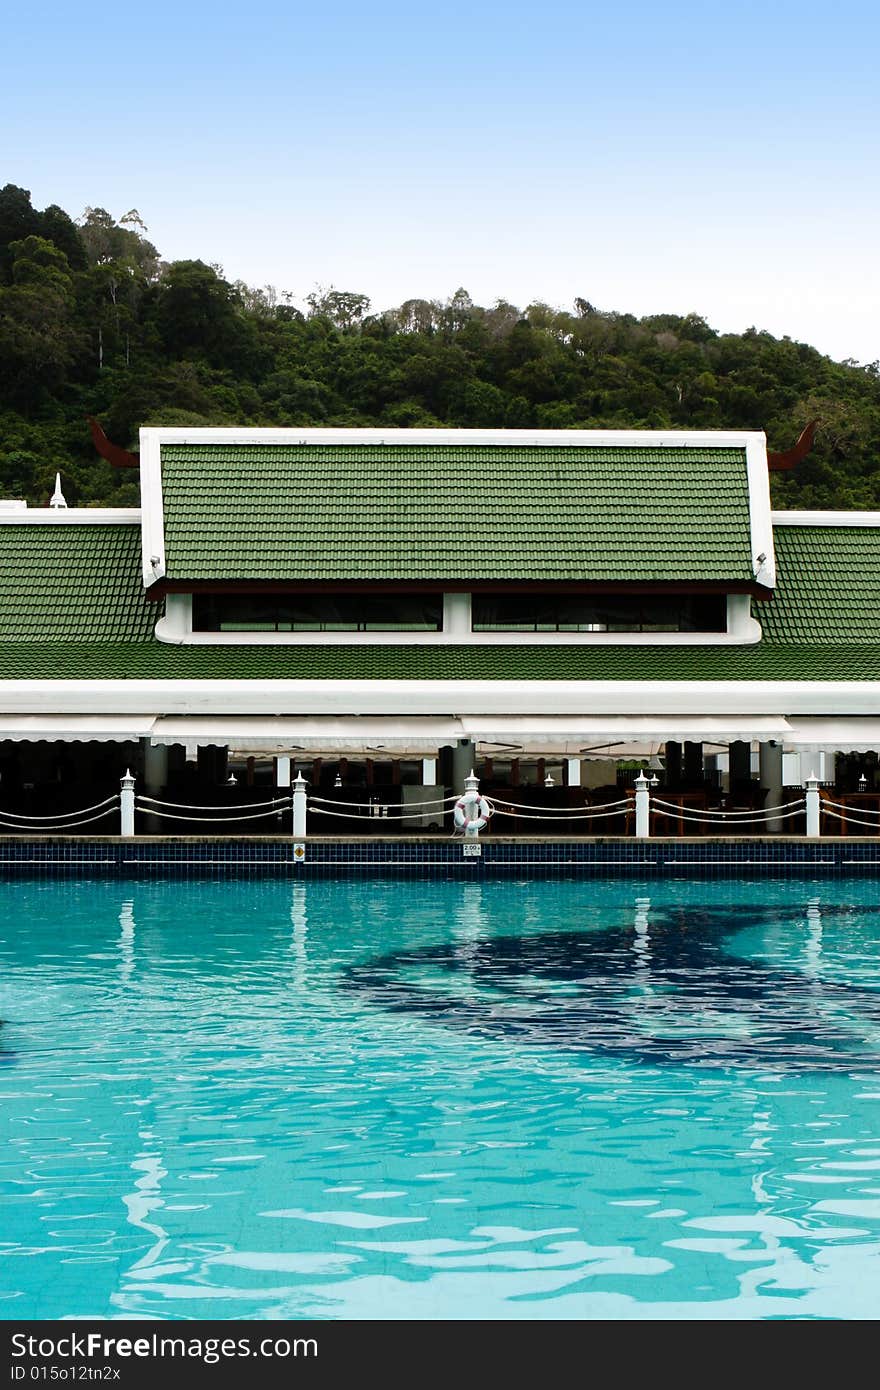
[745,435,775,588]
[138,428,166,587]
[142,426,767,448]
[0,509,140,525]
[772,510,880,527]
[154,627,761,648]
[1,677,879,718]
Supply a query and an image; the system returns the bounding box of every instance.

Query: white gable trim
[746,435,775,587]
[140,426,767,448]
[772,510,880,527]
[139,428,166,587]
[0,509,140,525]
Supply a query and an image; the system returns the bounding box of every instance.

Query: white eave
[0,676,879,718]
[0,509,140,525]
[772,510,880,527]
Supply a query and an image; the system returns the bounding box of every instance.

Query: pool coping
[0,834,878,875]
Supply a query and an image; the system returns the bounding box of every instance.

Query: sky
[2,0,879,363]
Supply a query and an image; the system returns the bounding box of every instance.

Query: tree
[0,236,81,406]
[39,205,87,271]
[306,287,372,331]
[0,185,41,282]
[152,259,252,368]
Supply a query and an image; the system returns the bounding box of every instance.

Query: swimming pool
[1,875,879,1320]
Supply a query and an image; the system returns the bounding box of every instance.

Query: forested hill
[2,183,879,510]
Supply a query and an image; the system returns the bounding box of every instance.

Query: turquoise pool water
[1,875,880,1321]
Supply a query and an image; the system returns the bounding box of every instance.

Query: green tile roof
[759,525,880,644]
[0,515,877,684]
[160,443,755,583]
[0,524,154,642]
[0,641,877,682]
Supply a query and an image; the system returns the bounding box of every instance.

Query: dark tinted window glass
[192,594,442,632]
[471,594,726,632]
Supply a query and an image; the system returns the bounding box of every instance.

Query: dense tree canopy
[1,183,878,509]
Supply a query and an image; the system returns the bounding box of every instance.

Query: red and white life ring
[454,790,493,833]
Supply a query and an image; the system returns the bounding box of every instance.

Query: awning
[0,715,156,743]
[784,718,880,753]
[148,714,794,757]
[149,716,465,755]
[459,715,793,755]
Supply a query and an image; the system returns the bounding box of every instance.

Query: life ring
[453,790,493,833]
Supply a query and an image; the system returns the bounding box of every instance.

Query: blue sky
[2,0,878,362]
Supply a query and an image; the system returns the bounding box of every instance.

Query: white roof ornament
[49,473,68,509]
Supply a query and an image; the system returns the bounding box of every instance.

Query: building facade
[1,428,878,828]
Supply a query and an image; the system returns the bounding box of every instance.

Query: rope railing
[489,795,630,814]
[819,807,880,831]
[308,792,459,809]
[0,794,119,823]
[0,804,119,831]
[650,796,806,819]
[490,804,628,821]
[133,802,287,824]
[137,794,288,812]
[0,773,864,843]
[649,803,807,826]
[821,798,880,817]
[308,804,451,822]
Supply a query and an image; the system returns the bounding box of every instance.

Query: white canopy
[0,715,156,743]
[784,718,880,753]
[5,713,879,757]
[148,716,465,756]
[457,715,792,754]
[147,713,794,757]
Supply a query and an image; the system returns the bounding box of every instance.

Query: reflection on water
[345,898,880,1071]
[1,875,880,1320]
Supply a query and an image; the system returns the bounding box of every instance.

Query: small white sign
[462,842,482,857]
[293,843,306,862]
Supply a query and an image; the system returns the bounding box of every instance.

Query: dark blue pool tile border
[1,836,880,877]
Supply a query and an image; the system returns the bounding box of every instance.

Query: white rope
[651,796,805,818]
[820,808,880,831]
[650,804,807,825]
[308,792,459,809]
[653,806,800,822]
[308,805,449,821]
[134,805,287,823]
[490,805,627,821]
[490,795,629,813]
[137,794,288,811]
[0,794,119,822]
[0,806,119,831]
[822,798,880,817]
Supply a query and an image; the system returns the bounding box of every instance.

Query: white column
[120,770,135,837]
[566,758,582,787]
[159,593,191,641]
[143,741,168,794]
[805,776,821,837]
[292,772,307,839]
[634,771,650,839]
[759,741,784,833]
[442,592,471,635]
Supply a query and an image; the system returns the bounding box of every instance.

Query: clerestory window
[471,593,727,633]
[192,593,443,633]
